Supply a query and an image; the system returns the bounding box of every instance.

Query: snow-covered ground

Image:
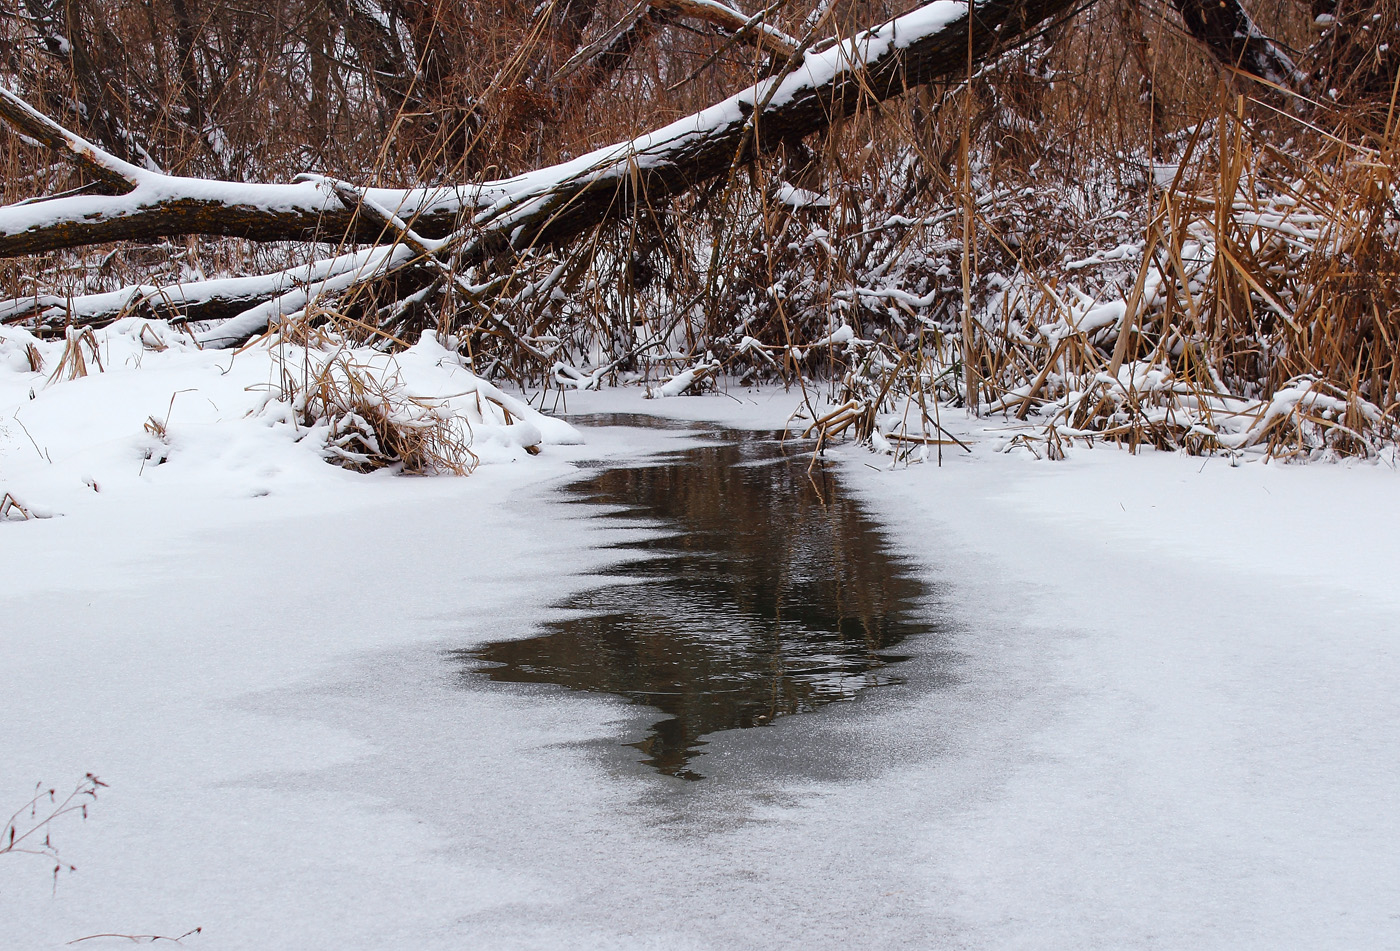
[3,343,1399,948]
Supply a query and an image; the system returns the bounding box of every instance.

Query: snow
[3,381,1399,949]
[775,182,830,209]
[840,435,1400,948]
[0,321,579,520]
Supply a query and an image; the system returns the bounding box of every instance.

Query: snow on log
[194,245,415,348]
[0,87,144,192]
[0,0,1084,259]
[0,248,406,328]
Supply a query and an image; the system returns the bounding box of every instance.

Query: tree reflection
[463,424,926,779]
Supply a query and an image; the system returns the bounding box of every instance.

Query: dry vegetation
[1,774,105,887]
[1,0,1398,461]
[271,318,482,474]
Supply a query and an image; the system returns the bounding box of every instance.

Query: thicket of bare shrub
[2,0,1397,460]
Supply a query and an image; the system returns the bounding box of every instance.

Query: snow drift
[0,321,580,520]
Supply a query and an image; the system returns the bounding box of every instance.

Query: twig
[68,927,202,945]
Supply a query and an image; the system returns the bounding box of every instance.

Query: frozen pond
[464,415,929,779]
[5,394,1398,950]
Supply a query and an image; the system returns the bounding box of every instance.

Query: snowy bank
[0,322,579,521]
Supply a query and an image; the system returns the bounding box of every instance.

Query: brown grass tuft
[284,349,479,476]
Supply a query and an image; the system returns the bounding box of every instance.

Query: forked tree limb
[20,0,166,172]
[553,0,664,80]
[0,0,1086,261]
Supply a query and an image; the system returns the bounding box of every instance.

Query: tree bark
[1170,0,1303,88]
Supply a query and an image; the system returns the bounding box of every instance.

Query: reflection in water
[462,417,927,780]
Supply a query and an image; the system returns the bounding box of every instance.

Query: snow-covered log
[0,0,1083,260]
[0,248,406,328]
[0,86,477,255]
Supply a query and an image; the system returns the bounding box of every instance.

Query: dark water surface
[461,414,929,780]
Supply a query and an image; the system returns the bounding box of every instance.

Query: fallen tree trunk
[0,0,1085,260]
[1170,0,1304,89]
